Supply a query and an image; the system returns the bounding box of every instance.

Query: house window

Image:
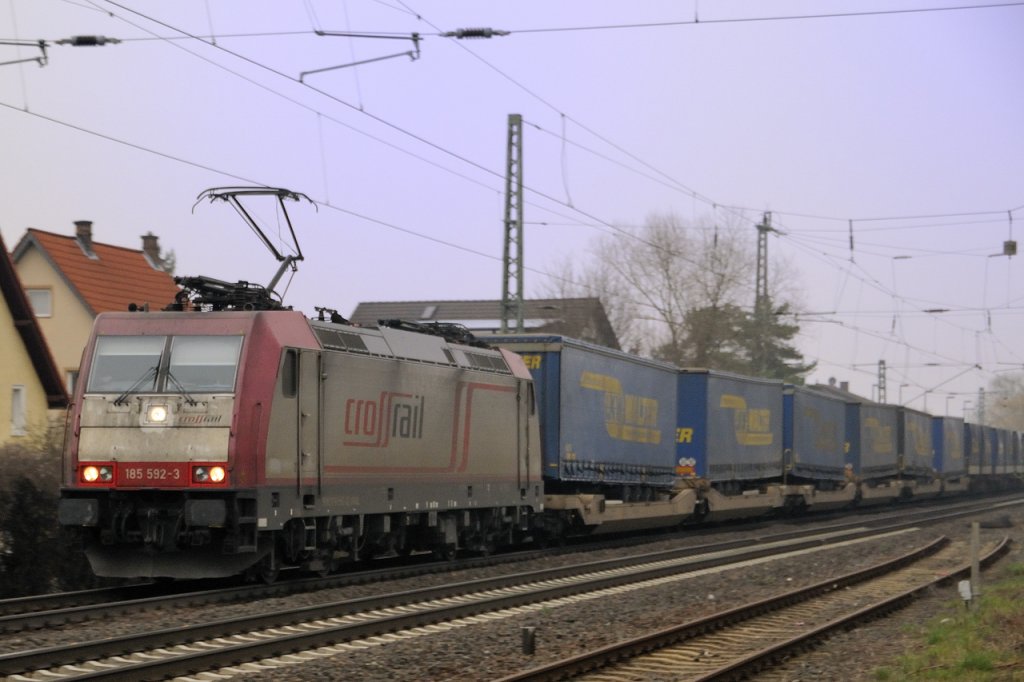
[26,289,52,317]
[11,385,27,436]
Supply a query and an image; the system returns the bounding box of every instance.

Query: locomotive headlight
[193,465,227,485]
[81,465,113,483]
[147,404,169,423]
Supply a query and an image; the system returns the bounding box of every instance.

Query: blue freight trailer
[965,422,987,475]
[898,407,936,478]
[782,385,849,485]
[490,335,678,494]
[932,416,967,479]
[846,401,900,480]
[677,369,784,486]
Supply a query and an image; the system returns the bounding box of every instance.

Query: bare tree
[538,254,644,353]
[595,212,755,362]
[986,373,1024,430]
[537,211,813,381]
[539,213,751,355]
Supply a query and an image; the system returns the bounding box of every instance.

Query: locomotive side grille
[464,351,509,373]
[314,327,369,353]
[338,331,368,351]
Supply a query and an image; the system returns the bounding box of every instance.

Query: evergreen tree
[744,300,815,383]
[659,303,750,373]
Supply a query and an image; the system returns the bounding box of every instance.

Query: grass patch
[887,563,1024,680]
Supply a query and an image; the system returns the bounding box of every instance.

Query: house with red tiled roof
[11,221,179,394]
[0,231,67,445]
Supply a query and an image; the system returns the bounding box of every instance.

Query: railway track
[0,493,1012,636]
[499,535,1011,682]
[0,495,1018,681]
[0,521,937,681]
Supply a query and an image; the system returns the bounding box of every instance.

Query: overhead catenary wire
[88,0,685,258]
[25,1,1023,42]
[32,0,1024,253]
[8,0,1024,405]
[502,2,1024,34]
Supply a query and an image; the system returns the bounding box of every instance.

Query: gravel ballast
[2,501,1021,681]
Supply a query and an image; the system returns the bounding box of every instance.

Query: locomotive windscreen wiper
[165,369,199,406]
[113,366,158,406]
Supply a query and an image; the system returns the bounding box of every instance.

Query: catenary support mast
[501,113,524,333]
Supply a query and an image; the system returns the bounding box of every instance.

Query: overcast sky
[2,1,1022,416]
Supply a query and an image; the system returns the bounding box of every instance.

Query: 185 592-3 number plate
[116,462,190,487]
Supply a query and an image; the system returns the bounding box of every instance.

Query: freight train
[54,186,1023,580]
[56,301,1023,580]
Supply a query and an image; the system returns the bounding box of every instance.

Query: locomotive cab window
[86,334,243,394]
[168,336,243,392]
[87,336,165,393]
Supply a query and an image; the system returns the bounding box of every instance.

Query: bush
[0,435,102,596]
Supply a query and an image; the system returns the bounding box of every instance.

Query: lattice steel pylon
[754,212,772,317]
[500,113,524,333]
[878,359,887,404]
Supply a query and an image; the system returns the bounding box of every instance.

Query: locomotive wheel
[259,563,280,584]
[433,543,457,562]
[316,559,334,578]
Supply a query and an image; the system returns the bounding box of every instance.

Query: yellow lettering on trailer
[519,354,542,370]
[579,371,661,444]
[906,420,932,457]
[720,394,773,446]
[863,417,894,455]
[676,427,693,443]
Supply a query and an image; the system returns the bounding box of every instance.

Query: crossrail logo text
[343,392,425,447]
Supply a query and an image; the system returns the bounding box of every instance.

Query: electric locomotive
[58,298,542,579]
[54,186,1024,581]
[57,188,542,579]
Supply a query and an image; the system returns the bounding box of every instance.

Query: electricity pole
[501,113,524,333]
[754,212,772,318]
[749,212,774,373]
[878,359,887,404]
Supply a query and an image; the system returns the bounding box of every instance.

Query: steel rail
[498,536,1010,681]
[1,495,1017,679]
[1,493,1012,633]
[692,536,1011,681]
[0,523,929,679]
